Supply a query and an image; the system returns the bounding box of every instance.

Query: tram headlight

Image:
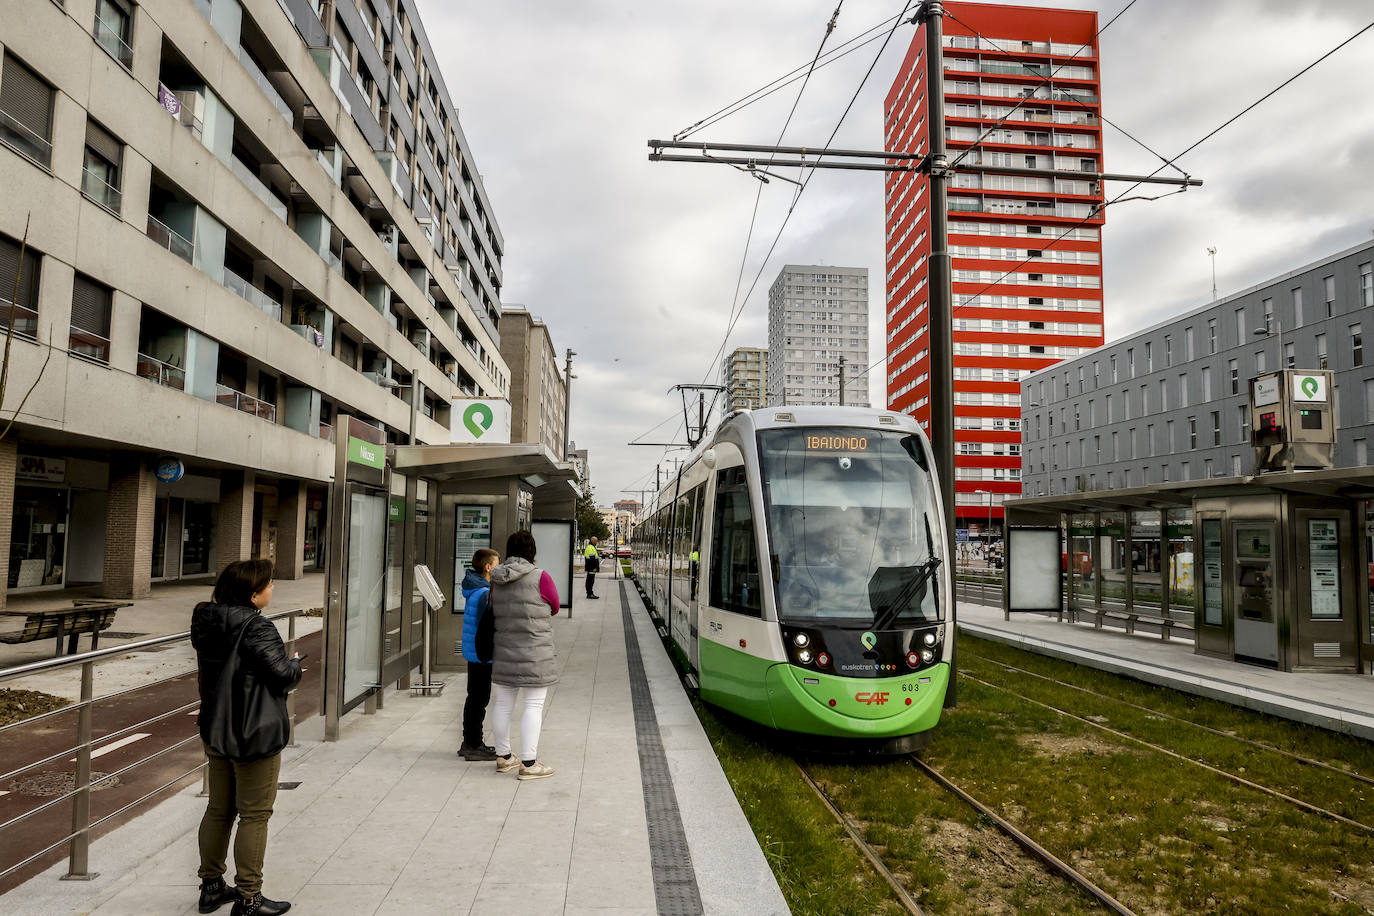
[921,648,935,664]
[797,649,813,665]
[793,632,810,648]
[922,632,937,647]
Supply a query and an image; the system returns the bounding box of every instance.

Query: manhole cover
[7,771,121,796]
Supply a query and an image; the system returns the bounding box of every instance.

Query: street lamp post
[1253,317,1286,370]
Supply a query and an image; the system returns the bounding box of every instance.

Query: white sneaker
[517,761,555,780]
[496,755,520,774]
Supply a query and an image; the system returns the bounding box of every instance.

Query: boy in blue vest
[459,548,500,761]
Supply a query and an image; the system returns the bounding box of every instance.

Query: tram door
[1293,508,1359,669]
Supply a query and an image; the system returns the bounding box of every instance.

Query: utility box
[1250,369,1336,473]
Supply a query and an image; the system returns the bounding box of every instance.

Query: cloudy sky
[417,0,1374,504]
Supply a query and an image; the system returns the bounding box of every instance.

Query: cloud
[417,0,1374,498]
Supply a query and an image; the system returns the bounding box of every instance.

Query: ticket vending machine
[1232,523,1278,664]
[1250,369,1336,473]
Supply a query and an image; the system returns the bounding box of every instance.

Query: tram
[631,406,952,752]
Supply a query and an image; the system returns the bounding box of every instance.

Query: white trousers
[491,684,549,762]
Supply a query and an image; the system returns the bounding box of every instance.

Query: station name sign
[805,435,868,451]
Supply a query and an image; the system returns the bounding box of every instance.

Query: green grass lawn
[698,634,1374,914]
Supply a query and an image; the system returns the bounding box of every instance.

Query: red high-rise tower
[884,2,1104,537]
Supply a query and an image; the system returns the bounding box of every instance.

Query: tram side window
[710,467,762,617]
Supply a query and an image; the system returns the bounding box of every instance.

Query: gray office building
[0,0,508,602]
[767,265,869,407]
[1021,240,1374,497]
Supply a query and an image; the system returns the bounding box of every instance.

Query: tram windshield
[758,427,942,625]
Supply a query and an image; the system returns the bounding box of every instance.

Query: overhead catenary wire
[702,3,848,387]
[673,13,904,142]
[847,13,1374,393]
[700,2,917,386]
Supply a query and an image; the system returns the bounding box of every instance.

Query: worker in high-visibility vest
[583,537,600,600]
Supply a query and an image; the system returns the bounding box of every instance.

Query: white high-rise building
[767,265,869,407]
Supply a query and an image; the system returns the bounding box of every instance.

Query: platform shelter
[1003,467,1374,674]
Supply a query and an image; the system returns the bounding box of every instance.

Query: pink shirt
[538,570,560,615]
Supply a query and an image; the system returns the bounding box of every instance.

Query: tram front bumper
[764,662,949,738]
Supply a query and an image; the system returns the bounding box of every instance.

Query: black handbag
[202,617,291,762]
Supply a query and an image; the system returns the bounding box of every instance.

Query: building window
[1284,342,1295,370]
[1110,355,1117,382]
[70,272,113,363]
[1262,298,1274,333]
[1229,359,1239,394]
[1201,366,1211,400]
[0,54,55,168]
[1126,347,1134,377]
[1181,460,1191,481]
[93,0,135,70]
[1211,410,1221,446]
[1353,323,1364,368]
[1179,373,1188,408]
[1159,378,1168,411]
[1188,416,1197,449]
[1146,423,1155,457]
[1323,275,1335,317]
[1361,263,1373,308]
[1166,419,1175,451]
[1293,286,1304,326]
[1256,349,1267,373]
[1239,405,1249,443]
[1234,307,1246,346]
[1357,438,1369,467]
[1316,333,1327,370]
[1232,454,1242,476]
[82,119,123,214]
[0,230,41,336]
[1207,319,1217,354]
[1366,379,1374,422]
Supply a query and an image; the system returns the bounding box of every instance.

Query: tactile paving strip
[619,585,705,915]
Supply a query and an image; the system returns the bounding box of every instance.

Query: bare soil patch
[0,688,70,727]
[925,817,1068,915]
[1018,732,1122,759]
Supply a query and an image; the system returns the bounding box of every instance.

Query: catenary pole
[563,349,576,460]
[922,0,958,707]
[838,354,846,406]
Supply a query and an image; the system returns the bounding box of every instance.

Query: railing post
[62,661,98,881]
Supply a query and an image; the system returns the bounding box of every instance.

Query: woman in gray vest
[489,529,561,779]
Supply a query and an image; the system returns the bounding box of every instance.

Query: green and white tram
[632,406,951,752]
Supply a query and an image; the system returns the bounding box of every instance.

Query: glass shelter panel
[1099,512,1127,608]
[343,487,386,706]
[1167,508,1195,613]
[1129,511,1162,611]
[1069,513,1094,604]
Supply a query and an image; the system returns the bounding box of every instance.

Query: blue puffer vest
[460,568,492,664]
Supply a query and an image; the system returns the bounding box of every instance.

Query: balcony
[222,267,282,321]
[80,166,122,215]
[229,157,287,221]
[317,421,334,442]
[237,48,294,125]
[146,214,194,263]
[0,299,39,338]
[0,109,53,169]
[136,352,187,390]
[69,326,110,363]
[93,15,134,70]
[215,384,277,422]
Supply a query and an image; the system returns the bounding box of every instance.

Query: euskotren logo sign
[463,402,494,438]
[450,398,511,444]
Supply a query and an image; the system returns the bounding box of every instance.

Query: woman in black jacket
[191,559,301,916]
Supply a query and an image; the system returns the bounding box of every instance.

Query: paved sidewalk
[2,578,788,915]
[957,597,1374,740]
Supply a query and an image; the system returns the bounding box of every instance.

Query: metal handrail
[0,607,309,882]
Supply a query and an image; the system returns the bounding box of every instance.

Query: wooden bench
[0,601,132,657]
[1067,606,1195,641]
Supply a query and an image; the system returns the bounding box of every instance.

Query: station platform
[2,577,788,916]
[957,596,1374,741]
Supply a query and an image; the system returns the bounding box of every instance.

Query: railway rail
[964,670,1374,836]
[796,754,1138,916]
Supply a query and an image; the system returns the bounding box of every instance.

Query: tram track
[796,754,1138,916]
[974,654,1374,788]
[963,670,1374,836]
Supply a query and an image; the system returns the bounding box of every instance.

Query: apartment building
[883,2,1104,531]
[1021,240,1374,496]
[721,346,767,412]
[767,265,870,407]
[498,306,566,459]
[0,0,509,602]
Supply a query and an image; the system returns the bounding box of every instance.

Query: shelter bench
[0,601,132,657]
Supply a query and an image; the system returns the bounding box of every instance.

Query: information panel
[1007,527,1062,613]
[453,505,493,611]
[1202,519,1223,627]
[1307,519,1342,619]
